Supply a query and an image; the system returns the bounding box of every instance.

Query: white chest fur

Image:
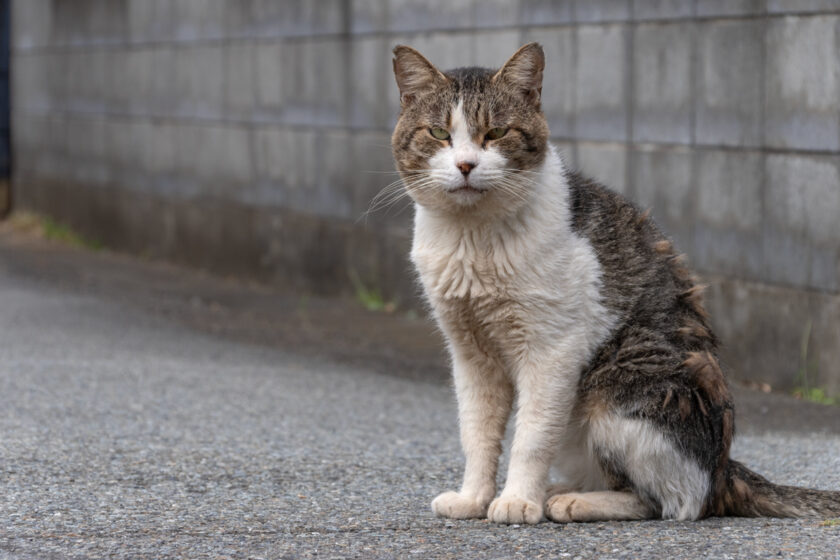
[410,148,615,370]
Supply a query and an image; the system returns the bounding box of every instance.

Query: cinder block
[693,150,764,278]
[48,0,127,47]
[228,0,346,39]
[44,116,71,181]
[388,0,474,33]
[575,24,628,142]
[524,28,575,137]
[300,0,347,36]
[695,20,763,147]
[103,119,141,190]
[11,55,51,113]
[65,116,108,187]
[575,0,631,22]
[75,51,108,113]
[762,232,814,288]
[172,45,226,120]
[705,277,840,396]
[253,43,284,119]
[809,245,840,292]
[173,0,227,41]
[630,145,694,248]
[225,44,256,121]
[85,0,129,45]
[632,22,692,144]
[519,0,573,25]
[191,124,254,194]
[471,29,522,68]
[765,154,840,247]
[695,0,766,16]
[315,130,355,219]
[252,127,317,205]
[122,49,158,116]
[128,0,174,43]
[633,0,694,20]
[137,121,178,180]
[11,114,50,179]
[11,0,52,50]
[764,154,840,291]
[764,16,840,151]
[279,39,349,127]
[149,47,178,116]
[577,141,628,195]
[103,49,134,114]
[351,0,389,33]
[694,228,764,280]
[474,0,521,28]
[696,150,763,231]
[10,114,40,157]
[349,36,391,129]
[767,0,840,13]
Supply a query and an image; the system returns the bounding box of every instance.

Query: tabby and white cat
[389,43,840,524]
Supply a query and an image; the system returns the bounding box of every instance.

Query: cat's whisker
[361,176,443,221]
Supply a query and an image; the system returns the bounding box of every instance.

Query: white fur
[587,413,711,520]
[413,102,618,523]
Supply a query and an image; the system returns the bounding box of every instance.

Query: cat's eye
[485,127,509,141]
[430,127,450,141]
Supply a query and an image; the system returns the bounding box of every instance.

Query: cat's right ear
[392,46,448,106]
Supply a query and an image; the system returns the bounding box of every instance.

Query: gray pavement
[1,230,839,559]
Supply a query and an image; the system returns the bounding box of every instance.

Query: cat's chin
[445,185,487,205]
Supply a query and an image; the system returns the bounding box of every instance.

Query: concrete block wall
[9,0,840,395]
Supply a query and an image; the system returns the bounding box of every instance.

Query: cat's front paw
[487,495,543,524]
[431,491,489,519]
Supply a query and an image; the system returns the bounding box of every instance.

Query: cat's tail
[717,460,840,517]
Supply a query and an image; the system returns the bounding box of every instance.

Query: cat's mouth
[446,184,486,195]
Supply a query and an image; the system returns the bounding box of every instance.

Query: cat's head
[391,43,549,215]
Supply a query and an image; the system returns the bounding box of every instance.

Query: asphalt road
[1,229,839,559]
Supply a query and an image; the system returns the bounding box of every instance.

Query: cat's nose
[457,161,476,176]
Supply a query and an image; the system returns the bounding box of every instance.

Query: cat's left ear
[493,43,545,107]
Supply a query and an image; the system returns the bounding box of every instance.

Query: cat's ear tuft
[392,45,448,106]
[493,43,545,107]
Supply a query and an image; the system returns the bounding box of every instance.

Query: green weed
[792,321,837,406]
[8,211,103,250]
[41,216,103,250]
[349,270,396,313]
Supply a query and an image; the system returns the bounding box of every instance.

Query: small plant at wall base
[820,519,840,527]
[5,211,103,250]
[349,269,396,313]
[792,321,836,406]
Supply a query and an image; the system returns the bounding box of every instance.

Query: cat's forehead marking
[449,98,473,147]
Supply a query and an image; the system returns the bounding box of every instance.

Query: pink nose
[457,161,476,176]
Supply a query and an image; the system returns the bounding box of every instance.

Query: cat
[389,42,840,524]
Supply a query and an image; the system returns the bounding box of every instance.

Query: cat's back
[564,170,703,334]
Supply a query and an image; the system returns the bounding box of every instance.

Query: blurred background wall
[8,0,840,395]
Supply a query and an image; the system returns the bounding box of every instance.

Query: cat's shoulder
[565,170,636,220]
[562,169,650,237]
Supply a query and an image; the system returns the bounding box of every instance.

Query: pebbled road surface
[1,227,839,559]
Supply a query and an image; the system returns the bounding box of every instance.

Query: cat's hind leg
[545,491,654,522]
[586,410,712,521]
